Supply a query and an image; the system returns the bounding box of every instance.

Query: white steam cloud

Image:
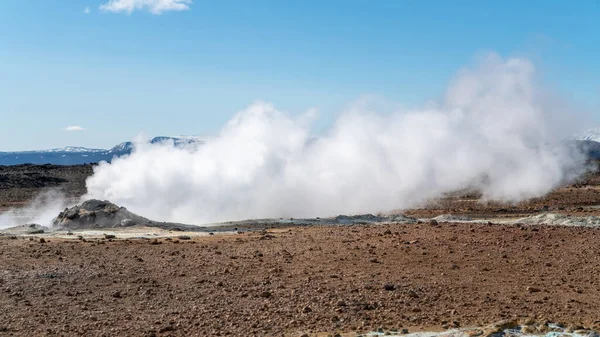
[0,190,68,229]
[85,54,587,224]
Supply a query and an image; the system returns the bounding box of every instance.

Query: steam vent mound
[53,199,153,230]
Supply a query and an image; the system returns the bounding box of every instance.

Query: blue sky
[0,0,598,151]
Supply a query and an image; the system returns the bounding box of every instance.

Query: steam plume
[0,190,68,229]
[85,53,587,224]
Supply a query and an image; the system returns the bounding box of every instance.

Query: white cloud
[64,126,86,132]
[100,0,192,15]
[84,6,91,14]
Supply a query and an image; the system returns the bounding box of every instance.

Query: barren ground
[1,164,600,336]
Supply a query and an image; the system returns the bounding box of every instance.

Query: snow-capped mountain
[107,136,203,155]
[0,137,204,166]
[38,146,107,153]
[573,128,600,142]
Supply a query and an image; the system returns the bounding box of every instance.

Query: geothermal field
[1,57,599,337]
[1,163,600,337]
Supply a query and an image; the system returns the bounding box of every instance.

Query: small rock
[521,326,536,334]
[104,234,116,239]
[177,235,191,240]
[429,219,439,226]
[39,238,46,243]
[383,284,396,291]
[302,306,312,313]
[486,320,519,334]
[527,286,541,293]
[465,329,483,337]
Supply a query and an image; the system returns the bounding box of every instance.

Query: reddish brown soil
[2,164,600,336]
[1,223,600,336]
[404,171,600,219]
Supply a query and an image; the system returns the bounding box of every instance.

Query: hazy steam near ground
[85,53,588,224]
[0,190,68,229]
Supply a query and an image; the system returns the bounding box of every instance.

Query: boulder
[52,200,150,230]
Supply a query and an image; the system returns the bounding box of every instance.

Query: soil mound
[0,223,49,235]
[52,199,152,230]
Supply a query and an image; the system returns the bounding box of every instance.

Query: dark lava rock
[383,284,397,291]
[52,199,202,232]
[52,200,146,230]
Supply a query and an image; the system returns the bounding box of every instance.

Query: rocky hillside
[0,164,93,205]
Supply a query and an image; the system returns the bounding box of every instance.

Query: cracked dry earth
[1,223,600,336]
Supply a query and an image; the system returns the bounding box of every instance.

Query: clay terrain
[1,164,600,336]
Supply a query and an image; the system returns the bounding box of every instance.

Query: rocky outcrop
[52,199,152,230]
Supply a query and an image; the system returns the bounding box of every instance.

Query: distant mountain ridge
[573,128,600,143]
[0,136,203,166]
[35,146,108,153]
[3,134,600,166]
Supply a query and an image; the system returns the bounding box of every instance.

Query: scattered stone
[465,329,484,337]
[485,320,519,334]
[383,284,396,291]
[302,306,312,313]
[527,286,541,293]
